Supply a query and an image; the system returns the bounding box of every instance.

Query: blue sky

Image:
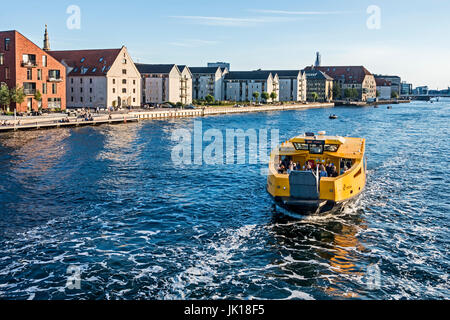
[1,0,449,89]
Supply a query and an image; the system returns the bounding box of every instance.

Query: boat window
[324,144,340,152]
[293,142,309,151]
[309,144,324,154]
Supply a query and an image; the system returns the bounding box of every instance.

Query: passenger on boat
[277,161,286,174]
[330,165,339,177]
[319,165,328,179]
[340,166,349,175]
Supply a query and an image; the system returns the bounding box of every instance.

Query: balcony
[48,76,64,83]
[24,88,36,95]
[21,60,38,68]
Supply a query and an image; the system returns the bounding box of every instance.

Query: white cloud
[250,9,350,15]
[168,15,295,27]
[168,39,220,48]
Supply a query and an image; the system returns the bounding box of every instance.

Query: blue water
[0,101,448,300]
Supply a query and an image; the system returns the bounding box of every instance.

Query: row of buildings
[0,28,407,113]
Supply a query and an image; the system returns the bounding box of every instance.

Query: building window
[37,69,42,80]
[42,55,47,67]
[133,88,136,94]
[122,88,126,93]
[90,78,92,84]
[49,70,60,80]
[122,69,127,75]
[0,53,4,65]
[133,80,136,85]
[5,67,10,80]
[122,79,127,84]
[4,38,10,51]
[80,97,83,102]
[90,88,92,93]
[80,87,83,93]
[71,87,74,93]
[80,78,83,84]
[113,79,116,84]
[71,96,74,102]
[71,78,74,84]
[42,83,47,94]
[52,83,57,94]
[113,88,116,93]
[27,69,32,80]
[89,97,92,102]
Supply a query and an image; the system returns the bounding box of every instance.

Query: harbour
[0,102,333,132]
[0,101,448,300]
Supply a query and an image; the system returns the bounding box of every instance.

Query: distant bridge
[406,94,450,101]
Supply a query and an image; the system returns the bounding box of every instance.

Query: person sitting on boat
[319,165,328,179]
[277,161,286,174]
[330,165,339,177]
[340,166,349,175]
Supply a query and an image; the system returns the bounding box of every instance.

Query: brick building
[0,28,66,113]
[305,66,377,101]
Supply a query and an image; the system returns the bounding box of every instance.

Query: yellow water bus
[267,132,366,215]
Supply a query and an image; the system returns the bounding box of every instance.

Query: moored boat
[267,132,366,216]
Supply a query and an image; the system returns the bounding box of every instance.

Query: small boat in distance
[329,114,338,119]
[387,106,392,109]
[267,132,366,216]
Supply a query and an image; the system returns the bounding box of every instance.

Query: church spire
[43,24,50,51]
[315,52,321,67]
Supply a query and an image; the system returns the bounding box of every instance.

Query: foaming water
[0,102,449,300]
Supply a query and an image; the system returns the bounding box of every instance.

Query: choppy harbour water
[0,101,448,300]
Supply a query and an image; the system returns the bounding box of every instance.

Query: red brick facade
[0,30,66,113]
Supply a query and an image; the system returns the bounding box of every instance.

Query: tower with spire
[315,52,321,67]
[43,25,50,51]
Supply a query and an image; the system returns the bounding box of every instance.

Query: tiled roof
[304,69,333,81]
[189,67,220,74]
[304,66,372,84]
[135,63,177,74]
[262,70,303,78]
[224,71,273,81]
[49,48,122,76]
[375,78,392,86]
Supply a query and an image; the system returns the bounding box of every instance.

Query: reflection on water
[0,102,449,300]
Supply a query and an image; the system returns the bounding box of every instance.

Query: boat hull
[270,193,360,217]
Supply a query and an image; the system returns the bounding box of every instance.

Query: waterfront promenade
[0,102,334,132]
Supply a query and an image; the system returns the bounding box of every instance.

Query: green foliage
[34,90,42,101]
[261,92,269,102]
[311,92,319,102]
[344,88,359,99]
[252,92,260,102]
[391,91,399,99]
[270,91,277,101]
[10,87,25,106]
[333,84,342,99]
[0,84,10,109]
[205,94,215,104]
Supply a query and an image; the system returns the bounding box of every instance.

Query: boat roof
[278,134,365,159]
